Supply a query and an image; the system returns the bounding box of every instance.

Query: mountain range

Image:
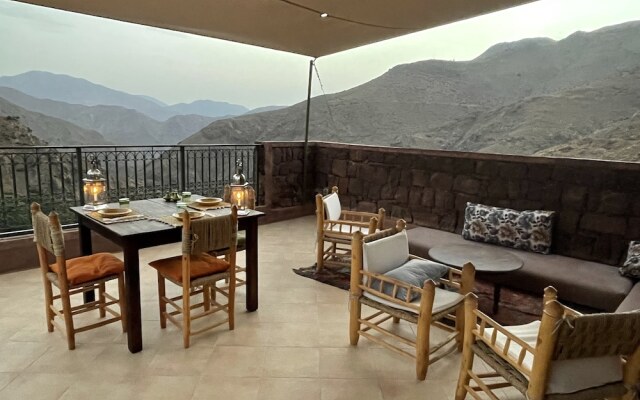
[183,20,640,161]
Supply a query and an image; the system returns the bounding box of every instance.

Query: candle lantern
[82,158,108,210]
[229,160,252,215]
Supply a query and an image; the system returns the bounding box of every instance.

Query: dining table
[70,196,264,353]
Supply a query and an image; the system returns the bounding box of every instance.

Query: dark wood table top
[70,197,264,238]
[428,243,523,273]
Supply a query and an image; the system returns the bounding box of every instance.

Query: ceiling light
[320,13,328,18]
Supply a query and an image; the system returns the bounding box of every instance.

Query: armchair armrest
[341,209,380,222]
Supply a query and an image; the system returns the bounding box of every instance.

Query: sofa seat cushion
[407,227,633,311]
[616,282,640,312]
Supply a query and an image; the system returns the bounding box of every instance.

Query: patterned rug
[293,265,542,325]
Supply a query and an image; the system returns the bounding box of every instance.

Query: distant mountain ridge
[0,86,219,145]
[183,20,640,161]
[0,71,249,121]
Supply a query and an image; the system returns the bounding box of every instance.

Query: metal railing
[0,144,259,236]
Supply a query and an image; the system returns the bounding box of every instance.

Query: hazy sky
[1,0,640,109]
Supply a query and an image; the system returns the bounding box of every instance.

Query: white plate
[172,211,205,220]
[196,197,223,206]
[97,208,132,218]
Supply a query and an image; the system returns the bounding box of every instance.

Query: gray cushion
[462,202,554,254]
[378,258,448,301]
[620,241,640,279]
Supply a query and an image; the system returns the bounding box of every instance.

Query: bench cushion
[407,227,633,311]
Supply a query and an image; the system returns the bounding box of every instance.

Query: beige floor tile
[0,373,75,400]
[147,346,215,376]
[136,375,199,400]
[379,378,452,400]
[26,344,106,374]
[0,342,50,372]
[258,377,321,400]
[320,378,384,400]
[263,347,320,377]
[265,322,320,347]
[203,346,266,377]
[0,373,17,392]
[191,376,260,400]
[59,373,140,400]
[319,348,377,379]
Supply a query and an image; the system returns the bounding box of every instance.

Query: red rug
[293,265,542,325]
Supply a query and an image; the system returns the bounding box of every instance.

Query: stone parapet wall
[261,141,315,208]
[310,142,640,265]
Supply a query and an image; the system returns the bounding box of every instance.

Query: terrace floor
[0,215,519,400]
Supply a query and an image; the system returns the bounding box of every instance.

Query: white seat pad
[483,321,623,394]
[363,287,463,315]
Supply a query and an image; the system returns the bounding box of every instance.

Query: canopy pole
[302,58,314,202]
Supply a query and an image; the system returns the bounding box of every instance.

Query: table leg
[245,220,259,312]
[123,244,143,353]
[78,222,95,303]
[493,284,502,314]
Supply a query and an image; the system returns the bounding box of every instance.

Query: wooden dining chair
[350,219,476,380]
[316,186,385,271]
[31,202,127,350]
[455,287,640,400]
[149,206,238,348]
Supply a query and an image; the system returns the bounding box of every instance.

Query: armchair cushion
[483,321,623,394]
[323,192,342,221]
[462,202,554,254]
[50,253,124,286]
[620,241,640,279]
[363,230,409,274]
[380,259,448,301]
[363,287,462,314]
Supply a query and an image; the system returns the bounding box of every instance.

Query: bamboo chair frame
[316,186,385,271]
[155,206,238,348]
[455,287,640,400]
[31,202,126,350]
[349,219,476,380]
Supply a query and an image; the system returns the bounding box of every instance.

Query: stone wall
[261,141,316,208]
[310,142,640,266]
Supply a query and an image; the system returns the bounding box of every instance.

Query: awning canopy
[16,0,537,58]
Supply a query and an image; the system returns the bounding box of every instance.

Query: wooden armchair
[316,186,385,271]
[149,206,238,348]
[31,203,126,350]
[349,219,475,380]
[455,287,640,400]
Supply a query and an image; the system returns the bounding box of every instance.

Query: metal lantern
[230,160,252,215]
[82,158,107,210]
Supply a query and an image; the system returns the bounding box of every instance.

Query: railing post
[76,147,85,205]
[179,145,186,193]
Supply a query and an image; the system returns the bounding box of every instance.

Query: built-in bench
[407,226,639,313]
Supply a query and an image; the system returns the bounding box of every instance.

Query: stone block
[453,176,481,195]
[626,217,640,240]
[435,190,454,209]
[412,170,429,187]
[455,193,478,210]
[439,213,457,232]
[579,214,626,235]
[421,188,435,207]
[356,201,377,213]
[557,211,580,234]
[348,178,364,196]
[511,199,543,211]
[487,180,508,199]
[350,149,366,162]
[500,163,527,179]
[453,159,475,174]
[476,161,500,176]
[430,173,453,190]
[508,181,521,199]
[596,191,630,216]
[388,169,401,187]
[426,157,454,172]
[338,177,349,194]
[368,151,385,163]
[409,186,422,205]
[331,159,348,177]
[562,185,587,210]
[380,184,397,200]
[367,183,383,201]
[391,205,412,222]
[347,162,358,177]
[316,156,332,174]
[413,211,439,228]
[394,186,409,203]
[528,165,553,182]
[400,170,412,186]
[371,167,389,186]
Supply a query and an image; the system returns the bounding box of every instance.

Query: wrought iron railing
[0,144,258,236]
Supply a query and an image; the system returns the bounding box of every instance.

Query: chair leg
[455,307,465,352]
[203,284,211,312]
[43,280,55,333]
[316,240,325,271]
[60,290,76,350]
[228,275,235,331]
[157,272,167,329]
[349,298,361,345]
[98,282,106,318]
[183,287,191,349]
[415,316,431,380]
[117,272,127,333]
[455,341,474,400]
[392,317,400,324]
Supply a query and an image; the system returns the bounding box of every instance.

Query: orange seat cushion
[50,253,124,286]
[149,253,230,283]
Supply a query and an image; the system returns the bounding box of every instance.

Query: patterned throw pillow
[462,203,555,254]
[620,241,640,279]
